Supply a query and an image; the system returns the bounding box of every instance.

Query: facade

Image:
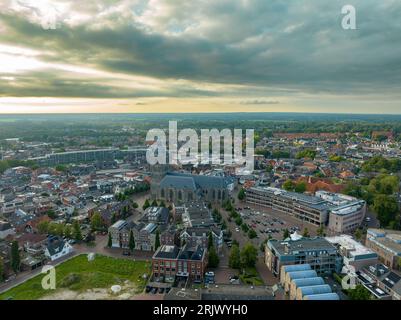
[109,220,128,248]
[44,237,73,261]
[144,206,169,225]
[152,244,208,282]
[246,187,366,232]
[365,229,401,269]
[150,166,234,204]
[326,235,378,272]
[30,147,147,166]
[265,237,342,277]
[180,226,224,252]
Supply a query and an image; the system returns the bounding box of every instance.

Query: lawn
[239,267,264,286]
[0,254,151,300]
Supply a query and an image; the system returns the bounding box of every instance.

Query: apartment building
[265,237,342,277]
[152,244,208,282]
[246,187,366,233]
[366,229,401,269]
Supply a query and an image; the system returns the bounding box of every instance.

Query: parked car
[151,287,158,294]
[145,286,152,293]
[158,287,165,294]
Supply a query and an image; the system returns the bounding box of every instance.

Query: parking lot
[236,204,319,243]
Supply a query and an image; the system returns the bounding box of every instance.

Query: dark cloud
[0,0,401,102]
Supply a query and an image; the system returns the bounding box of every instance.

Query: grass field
[0,254,151,300]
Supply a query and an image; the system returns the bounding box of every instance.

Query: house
[143,206,169,225]
[180,226,223,252]
[152,244,208,282]
[44,236,74,261]
[0,220,15,239]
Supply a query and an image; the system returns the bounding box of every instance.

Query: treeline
[0,159,37,174]
[362,156,401,173]
[344,174,400,229]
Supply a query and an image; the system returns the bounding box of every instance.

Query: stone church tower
[150,164,170,199]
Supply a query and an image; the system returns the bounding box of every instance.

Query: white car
[235,227,240,232]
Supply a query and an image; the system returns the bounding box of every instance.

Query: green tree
[11,241,20,273]
[302,228,310,238]
[64,225,72,239]
[294,182,307,193]
[248,229,257,239]
[317,226,325,237]
[154,230,161,250]
[238,188,246,201]
[129,230,135,251]
[73,220,82,241]
[151,199,158,207]
[90,212,103,231]
[159,200,166,207]
[142,199,150,210]
[229,244,241,269]
[107,232,112,248]
[208,232,214,249]
[132,202,139,209]
[0,257,4,282]
[283,228,290,239]
[347,284,371,300]
[355,229,363,241]
[373,194,399,227]
[47,210,56,219]
[240,243,258,268]
[37,220,50,234]
[208,246,220,268]
[283,179,295,191]
[260,239,268,253]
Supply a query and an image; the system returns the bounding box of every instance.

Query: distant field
[0,254,151,300]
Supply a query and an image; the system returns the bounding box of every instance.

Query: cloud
[240,99,280,105]
[0,0,401,112]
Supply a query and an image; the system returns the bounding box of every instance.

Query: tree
[142,199,150,210]
[111,212,118,224]
[294,182,307,193]
[283,228,290,240]
[229,244,241,269]
[159,200,166,207]
[11,241,20,273]
[151,199,158,207]
[73,220,82,241]
[283,179,295,191]
[37,220,50,234]
[208,232,214,249]
[64,225,72,239]
[302,228,310,238]
[47,210,56,219]
[238,188,246,201]
[132,202,139,209]
[240,243,258,268]
[0,257,4,282]
[154,230,161,250]
[90,212,103,231]
[129,230,135,251]
[248,229,257,239]
[355,229,363,241]
[317,226,325,237]
[260,239,268,253]
[347,284,371,300]
[208,246,220,268]
[373,194,399,227]
[107,232,112,248]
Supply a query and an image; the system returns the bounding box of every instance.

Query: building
[138,223,158,251]
[265,237,342,277]
[150,165,234,204]
[303,293,339,300]
[365,229,401,269]
[144,206,169,225]
[44,237,73,261]
[246,187,366,232]
[152,244,208,282]
[180,226,223,252]
[326,235,378,272]
[179,202,215,228]
[296,284,332,300]
[108,220,128,248]
[290,277,325,300]
[0,220,15,239]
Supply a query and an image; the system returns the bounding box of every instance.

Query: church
[150,165,235,204]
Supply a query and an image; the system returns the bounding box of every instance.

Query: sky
[0,0,400,114]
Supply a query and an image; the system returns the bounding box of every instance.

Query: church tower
[150,164,170,199]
